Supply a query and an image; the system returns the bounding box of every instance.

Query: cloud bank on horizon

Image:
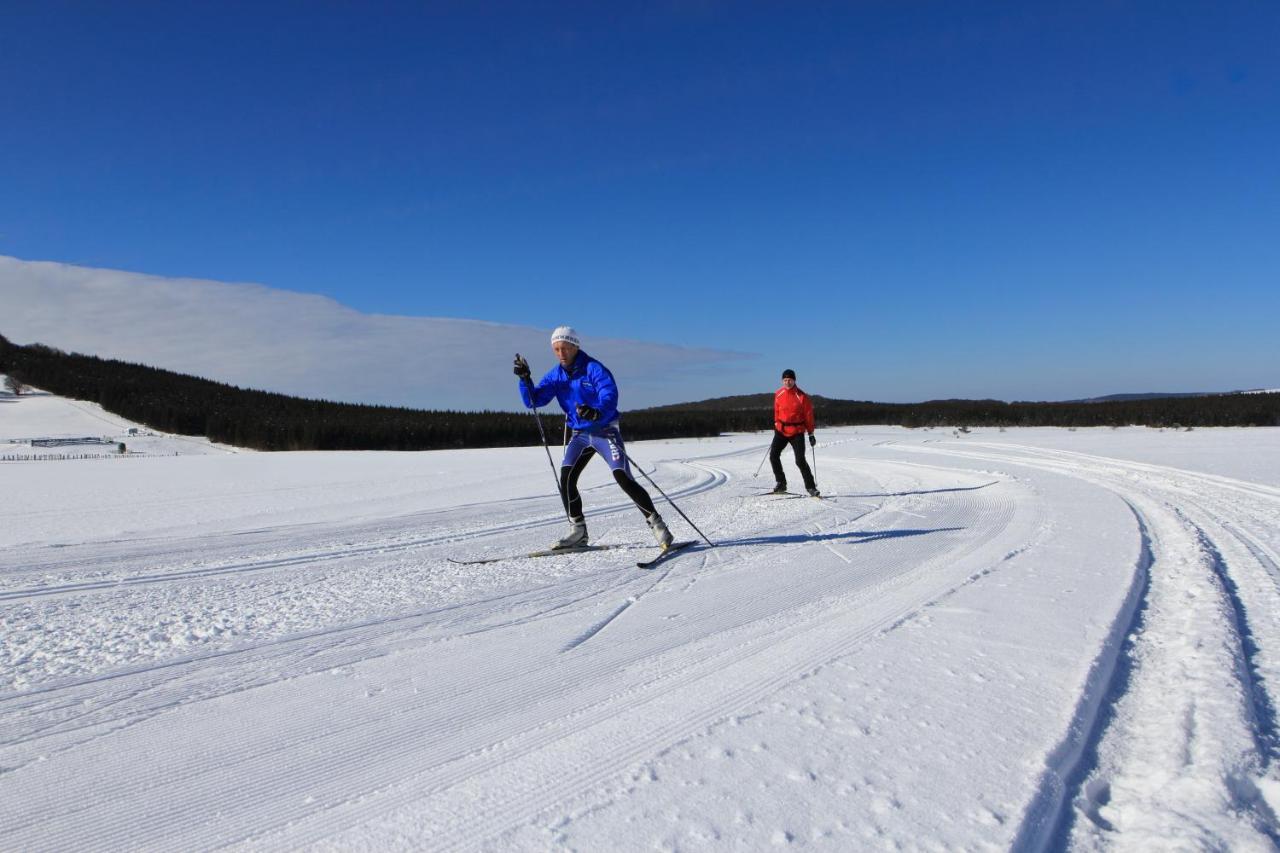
[0,256,752,411]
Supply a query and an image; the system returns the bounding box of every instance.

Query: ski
[750,490,824,500]
[637,540,697,569]
[448,543,631,566]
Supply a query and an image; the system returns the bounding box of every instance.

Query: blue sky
[3,1,1277,403]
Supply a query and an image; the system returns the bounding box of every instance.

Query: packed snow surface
[3,387,1280,850]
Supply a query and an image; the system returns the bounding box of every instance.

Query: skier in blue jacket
[515,326,674,550]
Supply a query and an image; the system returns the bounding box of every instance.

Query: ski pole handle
[513,352,533,385]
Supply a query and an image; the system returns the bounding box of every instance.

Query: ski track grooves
[279,462,1028,850]
[14,437,1275,848]
[0,446,1041,851]
[560,479,881,654]
[1015,499,1154,852]
[1184,514,1280,760]
[0,462,728,603]
[283,472,1029,852]
[892,440,1280,848]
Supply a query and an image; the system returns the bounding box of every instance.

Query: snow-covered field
[0,381,232,461]
[3,386,1280,850]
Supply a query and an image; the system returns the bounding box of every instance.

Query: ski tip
[637,540,697,569]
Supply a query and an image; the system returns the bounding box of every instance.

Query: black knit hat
[781,369,796,380]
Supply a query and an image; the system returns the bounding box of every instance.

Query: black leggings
[559,448,657,522]
[769,431,815,490]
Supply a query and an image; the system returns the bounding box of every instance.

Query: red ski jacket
[774,386,815,437]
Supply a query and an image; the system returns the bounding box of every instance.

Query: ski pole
[753,443,771,478]
[518,360,570,521]
[624,452,715,547]
[811,436,818,480]
[528,398,562,497]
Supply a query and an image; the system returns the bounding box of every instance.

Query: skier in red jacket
[770,368,819,496]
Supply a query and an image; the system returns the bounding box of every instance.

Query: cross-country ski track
[3,423,1280,850]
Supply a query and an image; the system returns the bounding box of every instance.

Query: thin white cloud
[0,256,751,410]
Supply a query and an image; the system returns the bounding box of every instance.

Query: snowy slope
[2,405,1279,849]
[0,375,233,460]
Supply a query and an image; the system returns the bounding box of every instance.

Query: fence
[0,453,178,462]
[28,437,118,448]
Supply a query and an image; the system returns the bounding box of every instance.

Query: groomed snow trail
[2,426,1278,849]
[896,441,1280,850]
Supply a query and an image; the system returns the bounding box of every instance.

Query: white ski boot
[553,518,588,550]
[647,512,674,549]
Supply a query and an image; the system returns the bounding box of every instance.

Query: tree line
[2,333,1276,452]
[644,391,1280,430]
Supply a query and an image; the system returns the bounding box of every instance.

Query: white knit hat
[550,326,581,348]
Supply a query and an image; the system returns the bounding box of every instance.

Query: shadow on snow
[839,481,1000,499]
[716,527,964,548]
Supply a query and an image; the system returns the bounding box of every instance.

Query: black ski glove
[808,434,817,447]
[513,354,531,381]
[576,403,602,422]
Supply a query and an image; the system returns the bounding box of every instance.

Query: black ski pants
[769,430,815,490]
[559,447,657,522]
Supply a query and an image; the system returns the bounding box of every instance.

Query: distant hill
[1072,392,1219,403]
[3,332,1278,451]
[663,390,1280,407]
[1070,389,1280,403]
[647,390,1280,431]
[1,333,722,451]
[0,333,752,450]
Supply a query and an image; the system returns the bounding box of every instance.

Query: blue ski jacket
[518,350,621,432]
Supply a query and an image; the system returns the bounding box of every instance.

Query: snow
[0,376,233,461]
[2,388,1280,849]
